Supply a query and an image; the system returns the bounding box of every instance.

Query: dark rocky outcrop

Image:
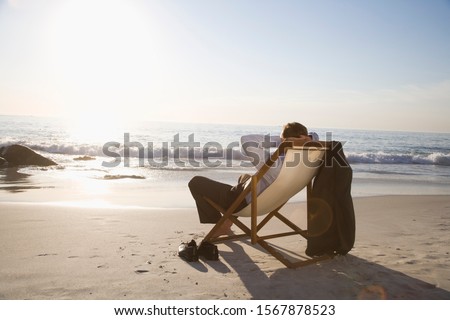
[0,156,7,166]
[0,144,57,167]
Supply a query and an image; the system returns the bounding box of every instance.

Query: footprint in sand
[135,269,149,274]
[37,253,57,257]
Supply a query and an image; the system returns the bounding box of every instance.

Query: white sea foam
[347,151,450,166]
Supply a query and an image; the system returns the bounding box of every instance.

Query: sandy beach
[1,195,449,300]
[1,0,450,308]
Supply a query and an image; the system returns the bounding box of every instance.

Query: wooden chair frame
[203,141,332,268]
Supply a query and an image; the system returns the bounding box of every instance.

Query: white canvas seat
[203,141,331,268]
[234,146,325,217]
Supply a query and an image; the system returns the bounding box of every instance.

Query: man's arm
[284,136,312,146]
[240,134,281,168]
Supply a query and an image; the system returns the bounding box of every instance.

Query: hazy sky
[1,0,449,132]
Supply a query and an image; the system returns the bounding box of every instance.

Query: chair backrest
[235,146,325,217]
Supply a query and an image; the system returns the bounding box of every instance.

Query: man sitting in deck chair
[188,122,318,237]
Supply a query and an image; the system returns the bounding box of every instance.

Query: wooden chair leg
[202,181,333,268]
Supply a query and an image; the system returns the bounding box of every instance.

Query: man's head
[281,122,308,139]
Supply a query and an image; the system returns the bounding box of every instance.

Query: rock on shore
[0,144,57,167]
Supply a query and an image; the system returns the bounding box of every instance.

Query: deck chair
[202,141,331,268]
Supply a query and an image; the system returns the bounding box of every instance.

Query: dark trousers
[188,176,248,223]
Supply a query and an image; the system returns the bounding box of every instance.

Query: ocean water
[1,115,449,207]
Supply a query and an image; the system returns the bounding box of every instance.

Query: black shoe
[178,240,198,262]
[198,241,219,261]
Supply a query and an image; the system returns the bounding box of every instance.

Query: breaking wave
[347,152,450,166]
[0,141,249,161]
[2,141,449,166]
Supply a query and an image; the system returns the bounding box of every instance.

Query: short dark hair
[281,122,308,138]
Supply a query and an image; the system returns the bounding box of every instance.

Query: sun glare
[44,0,165,122]
[64,114,126,144]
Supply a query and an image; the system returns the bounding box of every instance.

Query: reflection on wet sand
[0,168,53,193]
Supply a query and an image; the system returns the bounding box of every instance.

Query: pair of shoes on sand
[178,240,219,262]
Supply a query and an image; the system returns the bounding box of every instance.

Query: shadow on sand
[214,241,450,299]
